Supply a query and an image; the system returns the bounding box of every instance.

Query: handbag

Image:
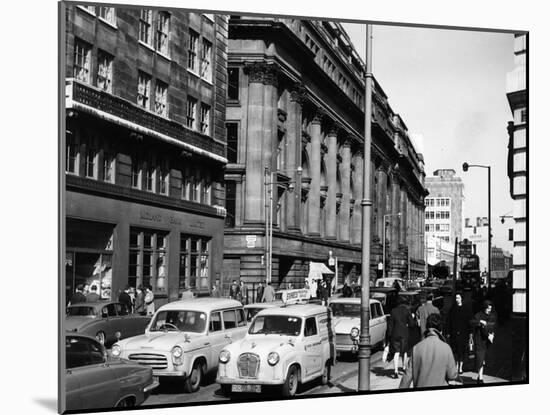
[468,334,475,358]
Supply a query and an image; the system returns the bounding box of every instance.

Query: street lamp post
[462,162,492,287]
[382,213,401,278]
[264,166,302,283]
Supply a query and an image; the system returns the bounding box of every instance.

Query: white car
[243,301,284,322]
[329,297,387,354]
[217,304,335,397]
[111,298,247,393]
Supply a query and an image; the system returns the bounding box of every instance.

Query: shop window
[74,39,91,83]
[139,9,153,45]
[156,11,170,55]
[128,228,168,292]
[179,234,210,291]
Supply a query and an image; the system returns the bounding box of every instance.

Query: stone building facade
[63,5,229,308]
[223,17,427,297]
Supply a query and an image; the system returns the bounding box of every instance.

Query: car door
[112,303,131,341]
[99,303,117,344]
[369,303,385,345]
[303,316,322,379]
[222,309,248,346]
[206,311,226,370]
[66,337,120,410]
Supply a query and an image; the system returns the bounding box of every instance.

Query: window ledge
[138,40,155,53]
[156,50,172,62]
[187,69,200,79]
[98,17,118,30]
[77,6,96,17]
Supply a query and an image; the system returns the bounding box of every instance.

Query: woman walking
[471,300,497,384]
[448,293,473,375]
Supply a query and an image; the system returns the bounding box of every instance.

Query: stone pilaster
[307,111,322,237]
[325,126,338,240]
[376,166,387,241]
[339,139,352,243]
[351,150,363,245]
[400,185,408,247]
[391,175,401,252]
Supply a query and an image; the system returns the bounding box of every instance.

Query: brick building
[222,17,427,297]
[62,4,229,308]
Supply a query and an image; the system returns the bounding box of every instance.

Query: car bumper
[336,343,358,353]
[217,375,285,386]
[143,379,160,393]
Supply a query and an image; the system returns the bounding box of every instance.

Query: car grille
[336,333,354,346]
[128,353,168,370]
[238,353,260,378]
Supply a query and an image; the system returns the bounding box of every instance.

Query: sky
[342,23,515,252]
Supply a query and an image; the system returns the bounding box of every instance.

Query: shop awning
[309,261,334,276]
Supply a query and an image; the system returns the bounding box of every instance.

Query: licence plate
[231,384,261,393]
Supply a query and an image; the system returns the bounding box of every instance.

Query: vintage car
[217,304,335,397]
[65,333,158,411]
[65,301,151,346]
[111,298,247,393]
[369,287,399,311]
[329,298,387,354]
[244,301,284,322]
[374,277,405,290]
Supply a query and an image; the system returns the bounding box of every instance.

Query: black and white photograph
[5,0,545,415]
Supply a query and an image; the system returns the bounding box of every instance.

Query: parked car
[244,301,284,322]
[217,303,335,397]
[329,297,387,355]
[111,298,247,393]
[369,287,399,311]
[65,301,151,346]
[374,277,405,290]
[65,333,158,411]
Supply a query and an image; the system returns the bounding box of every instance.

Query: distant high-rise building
[424,169,464,246]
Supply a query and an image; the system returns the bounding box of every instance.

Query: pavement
[310,318,515,394]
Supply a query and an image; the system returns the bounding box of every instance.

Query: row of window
[425,211,451,220]
[425,223,450,232]
[425,197,450,207]
[128,229,211,292]
[66,132,213,204]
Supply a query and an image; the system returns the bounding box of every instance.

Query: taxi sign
[274,288,311,305]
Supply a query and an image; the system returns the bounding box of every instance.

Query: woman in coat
[448,292,473,375]
[471,300,497,384]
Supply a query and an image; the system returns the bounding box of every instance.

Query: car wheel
[321,361,331,385]
[220,384,231,396]
[282,365,299,397]
[95,331,106,345]
[184,361,203,393]
[116,398,134,407]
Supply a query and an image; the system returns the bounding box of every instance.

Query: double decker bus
[460,254,481,290]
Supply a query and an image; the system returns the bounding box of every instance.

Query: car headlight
[350,327,360,340]
[111,344,121,357]
[171,346,183,358]
[219,350,231,364]
[267,352,280,366]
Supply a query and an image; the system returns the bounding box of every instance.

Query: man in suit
[86,285,100,302]
[118,285,133,311]
[416,294,440,336]
[69,284,86,306]
[388,296,416,379]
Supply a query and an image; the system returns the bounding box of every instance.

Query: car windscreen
[66,306,97,317]
[248,315,302,336]
[150,310,207,333]
[329,302,360,317]
[245,308,262,321]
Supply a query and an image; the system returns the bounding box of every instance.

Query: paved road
[143,350,382,406]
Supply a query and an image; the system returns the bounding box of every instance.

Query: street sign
[328,258,335,266]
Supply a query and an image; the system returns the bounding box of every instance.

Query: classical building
[425,169,465,245]
[63,5,229,308]
[505,32,527,380]
[222,17,427,298]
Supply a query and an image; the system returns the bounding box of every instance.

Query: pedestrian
[83,283,90,297]
[320,280,329,306]
[261,281,275,302]
[256,282,265,303]
[447,292,473,375]
[240,280,248,305]
[135,285,146,315]
[144,285,155,316]
[399,313,457,388]
[86,285,100,302]
[181,288,194,300]
[69,284,87,306]
[416,294,440,336]
[342,282,353,298]
[211,284,221,298]
[388,296,416,379]
[229,280,241,301]
[118,285,133,311]
[471,300,497,384]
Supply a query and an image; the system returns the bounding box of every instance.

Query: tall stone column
[286,86,304,233]
[351,150,363,245]
[376,167,387,241]
[407,194,413,255]
[391,176,401,252]
[400,185,408,247]
[340,140,351,243]
[307,111,322,237]
[413,202,419,260]
[242,63,266,225]
[325,126,338,240]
